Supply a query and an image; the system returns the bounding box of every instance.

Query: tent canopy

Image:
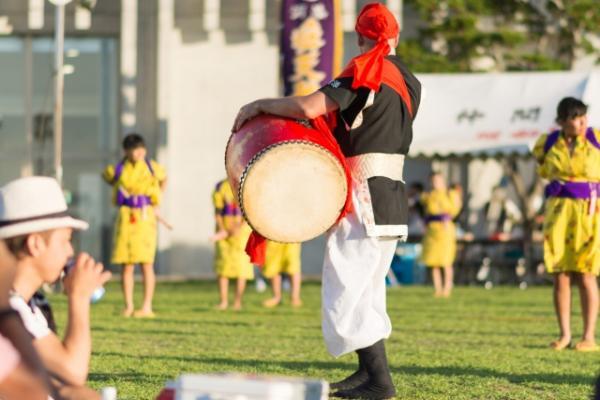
[410,71,600,158]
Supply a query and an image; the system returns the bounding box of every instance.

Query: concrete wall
[157,1,282,277]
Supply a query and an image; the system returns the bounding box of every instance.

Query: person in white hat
[0,240,49,399]
[0,176,111,389]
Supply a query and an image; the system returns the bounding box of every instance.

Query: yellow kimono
[420,189,462,268]
[263,241,301,279]
[532,129,600,275]
[103,159,166,264]
[213,180,254,279]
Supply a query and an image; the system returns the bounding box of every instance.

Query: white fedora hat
[0,176,88,239]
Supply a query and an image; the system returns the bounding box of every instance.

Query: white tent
[410,71,600,158]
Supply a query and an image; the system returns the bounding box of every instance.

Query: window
[0,36,118,263]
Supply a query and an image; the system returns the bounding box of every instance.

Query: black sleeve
[319,77,358,111]
[394,57,422,120]
[406,73,422,120]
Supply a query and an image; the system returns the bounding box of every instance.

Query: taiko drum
[225,115,347,243]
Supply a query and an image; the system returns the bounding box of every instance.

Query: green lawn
[49,282,600,400]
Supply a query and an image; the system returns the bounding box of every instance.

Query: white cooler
[174,373,329,400]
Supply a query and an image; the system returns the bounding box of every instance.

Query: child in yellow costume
[212,179,254,310]
[533,97,600,352]
[262,241,302,307]
[103,133,166,318]
[420,173,462,298]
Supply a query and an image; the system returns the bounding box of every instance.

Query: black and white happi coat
[320,55,421,239]
[318,54,422,357]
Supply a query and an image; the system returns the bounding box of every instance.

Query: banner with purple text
[281,0,342,96]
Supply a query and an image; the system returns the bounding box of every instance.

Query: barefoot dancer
[262,241,302,308]
[212,179,254,310]
[103,133,167,318]
[533,97,600,351]
[232,4,421,397]
[420,173,462,298]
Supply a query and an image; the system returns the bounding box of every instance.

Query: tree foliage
[399,0,600,72]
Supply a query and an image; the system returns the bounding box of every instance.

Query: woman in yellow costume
[262,241,302,308]
[533,97,600,351]
[212,178,254,310]
[103,133,166,318]
[420,173,462,298]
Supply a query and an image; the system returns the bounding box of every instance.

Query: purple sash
[545,181,600,199]
[425,214,451,224]
[112,159,156,208]
[220,203,241,217]
[116,190,152,208]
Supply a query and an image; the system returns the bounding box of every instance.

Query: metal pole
[398,0,403,28]
[53,3,65,185]
[24,37,34,176]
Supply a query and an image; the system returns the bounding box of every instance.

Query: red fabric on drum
[246,231,267,265]
[235,115,351,262]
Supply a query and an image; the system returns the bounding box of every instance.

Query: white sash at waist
[345,153,405,182]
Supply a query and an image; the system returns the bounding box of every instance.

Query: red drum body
[225,115,347,243]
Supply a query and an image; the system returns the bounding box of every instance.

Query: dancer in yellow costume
[262,241,302,307]
[420,173,462,298]
[103,133,166,318]
[533,97,600,352]
[212,179,254,310]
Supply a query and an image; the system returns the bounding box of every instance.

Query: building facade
[0,0,411,277]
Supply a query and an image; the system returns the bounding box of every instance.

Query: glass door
[0,36,119,263]
[0,37,28,181]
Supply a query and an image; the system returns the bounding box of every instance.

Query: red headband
[355,3,399,42]
[344,3,399,91]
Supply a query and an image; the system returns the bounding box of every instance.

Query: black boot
[333,340,396,399]
[330,351,368,391]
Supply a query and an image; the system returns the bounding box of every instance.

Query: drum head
[241,141,347,243]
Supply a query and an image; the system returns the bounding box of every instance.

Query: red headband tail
[345,3,399,91]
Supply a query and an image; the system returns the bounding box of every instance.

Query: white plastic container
[175,373,328,400]
[101,386,117,400]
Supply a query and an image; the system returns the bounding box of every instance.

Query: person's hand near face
[62,252,111,302]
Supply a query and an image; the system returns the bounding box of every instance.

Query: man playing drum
[233,3,421,399]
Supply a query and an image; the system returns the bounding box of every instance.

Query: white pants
[321,191,398,357]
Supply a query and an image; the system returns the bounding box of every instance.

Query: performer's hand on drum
[232,101,262,132]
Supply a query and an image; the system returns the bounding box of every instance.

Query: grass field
[49,281,600,400]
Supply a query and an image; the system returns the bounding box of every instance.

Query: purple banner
[281,0,342,96]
